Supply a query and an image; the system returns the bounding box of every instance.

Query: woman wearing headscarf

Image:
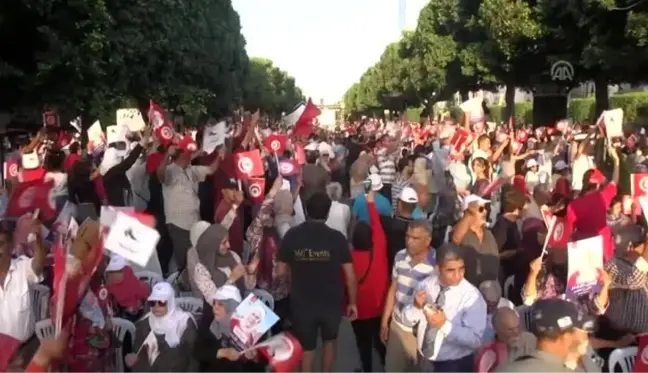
[245,178,291,333]
[124,282,196,372]
[194,285,266,371]
[192,223,255,301]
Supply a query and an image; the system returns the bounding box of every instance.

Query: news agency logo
[551,60,574,81]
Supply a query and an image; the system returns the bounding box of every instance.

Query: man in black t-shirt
[277,192,358,372]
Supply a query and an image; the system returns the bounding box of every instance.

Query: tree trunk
[594,76,609,119]
[459,89,469,102]
[505,82,516,126]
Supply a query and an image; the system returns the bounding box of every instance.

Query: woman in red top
[565,144,620,261]
[349,190,388,372]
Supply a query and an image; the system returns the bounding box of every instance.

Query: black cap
[531,298,596,336]
[222,177,238,190]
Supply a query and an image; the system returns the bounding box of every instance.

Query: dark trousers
[351,317,386,372]
[167,223,191,272]
[271,296,292,335]
[417,352,474,372]
[379,183,392,205]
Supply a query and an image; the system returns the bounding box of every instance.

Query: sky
[232,0,429,104]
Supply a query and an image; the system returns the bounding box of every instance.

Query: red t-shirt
[350,202,388,320]
[553,176,571,199]
[21,168,46,182]
[566,182,617,261]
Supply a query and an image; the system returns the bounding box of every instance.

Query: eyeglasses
[148,300,167,307]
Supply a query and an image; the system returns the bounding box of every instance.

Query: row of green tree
[0,0,303,128]
[343,0,648,121]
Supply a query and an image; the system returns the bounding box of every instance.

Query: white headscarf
[147,282,193,348]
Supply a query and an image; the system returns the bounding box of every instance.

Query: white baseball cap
[106,255,128,272]
[208,284,242,304]
[399,187,419,204]
[526,159,539,168]
[462,194,490,211]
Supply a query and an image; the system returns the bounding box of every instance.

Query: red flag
[548,216,571,247]
[234,149,264,180]
[0,333,20,372]
[148,100,172,130]
[52,222,104,329]
[265,134,287,154]
[479,177,507,197]
[634,334,648,372]
[42,111,60,128]
[4,159,18,181]
[278,159,299,177]
[516,129,529,143]
[631,173,648,197]
[247,178,266,203]
[283,98,321,137]
[154,123,176,145]
[6,180,54,218]
[258,333,304,373]
[450,128,471,152]
[294,144,306,165]
[178,135,198,152]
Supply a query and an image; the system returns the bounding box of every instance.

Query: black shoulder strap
[358,246,374,285]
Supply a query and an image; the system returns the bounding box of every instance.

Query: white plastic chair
[176,296,203,316]
[111,317,136,373]
[34,318,55,341]
[503,275,515,300]
[247,288,275,311]
[30,283,51,321]
[515,305,533,331]
[608,346,637,373]
[136,270,164,289]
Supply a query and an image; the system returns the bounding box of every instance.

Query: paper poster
[229,293,279,351]
[116,108,146,132]
[202,121,226,154]
[599,108,624,139]
[100,206,135,228]
[566,235,604,297]
[104,211,160,267]
[87,121,105,151]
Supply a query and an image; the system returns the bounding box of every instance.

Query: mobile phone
[363,179,372,193]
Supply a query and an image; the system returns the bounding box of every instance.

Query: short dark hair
[408,219,433,237]
[503,189,528,213]
[305,192,331,220]
[436,243,464,265]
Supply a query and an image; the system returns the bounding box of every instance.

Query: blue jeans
[418,353,474,372]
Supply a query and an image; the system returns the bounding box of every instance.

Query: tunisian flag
[258,333,304,373]
[282,98,321,137]
[634,333,648,372]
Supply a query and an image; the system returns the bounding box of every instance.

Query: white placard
[601,108,624,138]
[202,121,226,154]
[100,206,134,228]
[116,108,146,132]
[281,179,291,191]
[87,121,105,147]
[104,212,160,267]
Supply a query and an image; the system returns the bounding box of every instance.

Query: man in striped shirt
[377,145,398,204]
[381,220,436,372]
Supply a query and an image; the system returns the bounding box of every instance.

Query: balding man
[479,280,514,341]
[492,308,537,363]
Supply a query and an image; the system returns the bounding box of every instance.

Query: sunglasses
[478,206,486,213]
[148,300,167,307]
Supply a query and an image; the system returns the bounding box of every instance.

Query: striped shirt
[377,153,397,184]
[391,174,412,211]
[391,248,436,329]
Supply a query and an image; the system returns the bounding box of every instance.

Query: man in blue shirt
[352,174,392,222]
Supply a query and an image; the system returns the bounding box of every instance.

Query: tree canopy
[0,0,303,128]
[343,0,648,121]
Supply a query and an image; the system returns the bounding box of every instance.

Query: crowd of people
[1,108,647,373]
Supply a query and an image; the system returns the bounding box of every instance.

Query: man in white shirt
[0,221,46,366]
[403,243,487,372]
